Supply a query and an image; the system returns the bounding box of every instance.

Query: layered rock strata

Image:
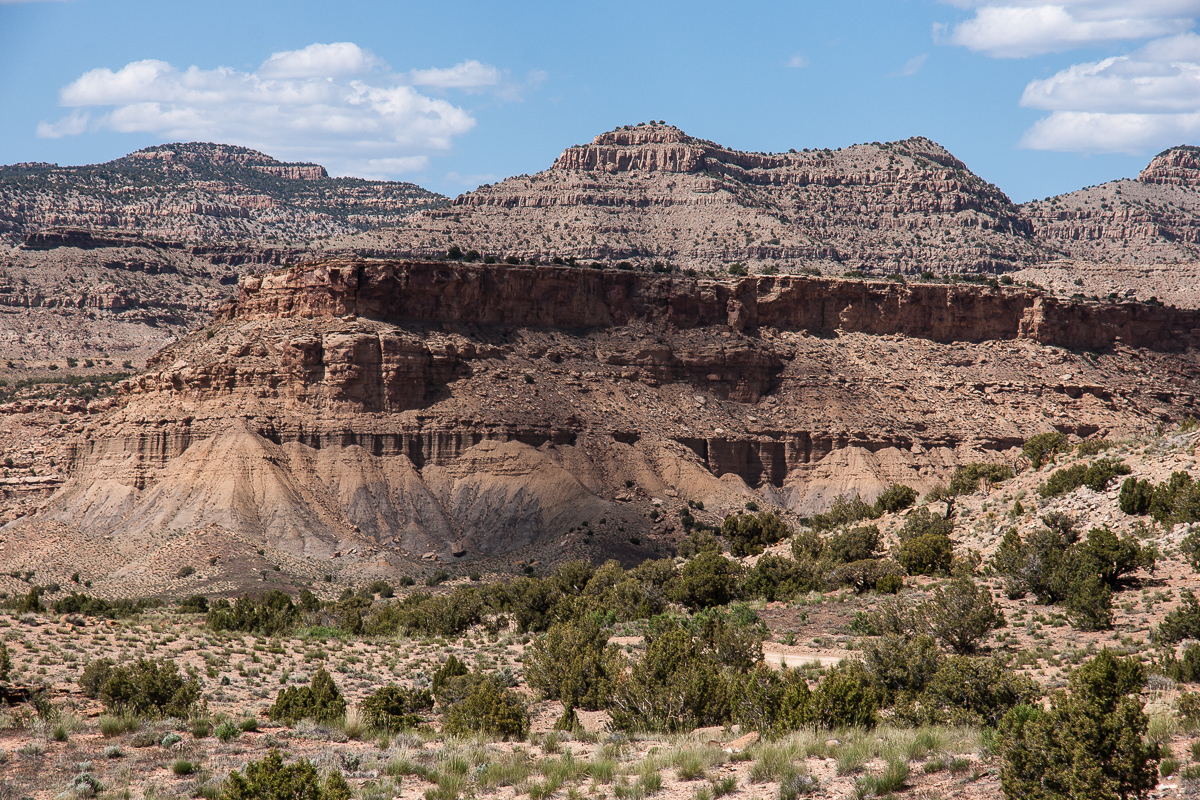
[27,260,1200,569]
[325,124,1048,274]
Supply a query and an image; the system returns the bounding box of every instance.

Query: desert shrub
[899,534,953,576]
[997,651,1159,800]
[610,615,733,732]
[1159,590,1200,644]
[860,634,941,705]
[1023,431,1070,469]
[268,668,346,724]
[991,524,1145,631]
[875,573,903,594]
[360,684,434,731]
[827,558,903,594]
[178,595,209,614]
[79,658,115,698]
[508,577,565,632]
[1157,644,1200,684]
[222,748,351,800]
[1039,458,1130,498]
[809,495,879,531]
[432,655,470,699]
[215,720,240,742]
[895,509,954,575]
[791,528,824,561]
[827,524,882,564]
[1150,471,1200,526]
[687,604,766,670]
[925,576,1005,654]
[678,529,720,558]
[1077,438,1114,456]
[442,676,529,740]
[1119,477,1154,516]
[874,483,918,514]
[0,641,9,682]
[730,664,812,734]
[810,661,878,729]
[583,560,671,622]
[672,551,742,609]
[525,615,621,711]
[949,462,1015,495]
[50,593,163,619]
[722,511,790,557]
[740,554,819,601]
[95,658,200,718]
[208,590,298,636]
[902,655,1039,727]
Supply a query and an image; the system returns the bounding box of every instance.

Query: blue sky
[3,0,1200,201]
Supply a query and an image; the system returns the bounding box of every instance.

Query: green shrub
[525,615,621,712]
[442,676,529,740]
[997,651,1159,800]
[672,551,741,610]
[432,655,470,701]
[1077,439,1114,456]
[0,641,9,682]
[1159,590,1200,644]
[208,591,298,636]
[827,525,882,564]
[925,577,1005,654]
[949,463,1014,495]
[268,668,346,723]
[874,484,917,514]
[809,495,879,531]
[215,721,240,742]
[90,658,200,718]
[1119,478,1154,516]
[1150,471,1200,526]
[1040,458,1130,498]
[740,555,819,601]
[178,595,209,614]
[360,684,434,730]
[1023,432,1069,469]
[1157,644,1200,683]
[730,664,812,735]
[898,534,953,576]
[860,634,940,705]
[875,573,903,594]
[222,749,351,800]
[903,655,1039,727]
[721,512,790,557]
[810,661,878,728]
[610,615,733,733]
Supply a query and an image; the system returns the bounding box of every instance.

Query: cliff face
[30,260,1199,569]
[0,142,445,246]
[325,124,1047,274]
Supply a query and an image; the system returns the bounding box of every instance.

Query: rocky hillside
[7,260,1196,579]
[325,123,1048,274]
[0,142,445,246]
[1016,146,1200,307]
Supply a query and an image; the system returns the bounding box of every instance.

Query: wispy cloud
[937,1,1200,58]
[36,43,534,178]
[786,54,809,68]
[897,53,929,76]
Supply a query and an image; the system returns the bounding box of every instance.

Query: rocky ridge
[9,259,1197,577]
[325,124,1048,274]
[0,142,445,246]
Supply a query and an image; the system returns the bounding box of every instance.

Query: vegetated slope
[1018,145,1200,307]
[7,259,1197,591]
[0,142,446,246]
[325,123,1048,274]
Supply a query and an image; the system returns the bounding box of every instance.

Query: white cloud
[940,1,1200,57]
[33,44,524,178]
[786,54,809,68]
[410,60,501,89]
[259,42,379,79]
[1018,32,1200,151]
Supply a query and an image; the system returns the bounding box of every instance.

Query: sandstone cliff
[324,124,1048,274]
[0,142,445,246]
[18,260,1197,574]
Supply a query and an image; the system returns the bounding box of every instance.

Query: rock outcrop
[0,142,445,246]
[324,124,1048,274]
[21,260,1198,572]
